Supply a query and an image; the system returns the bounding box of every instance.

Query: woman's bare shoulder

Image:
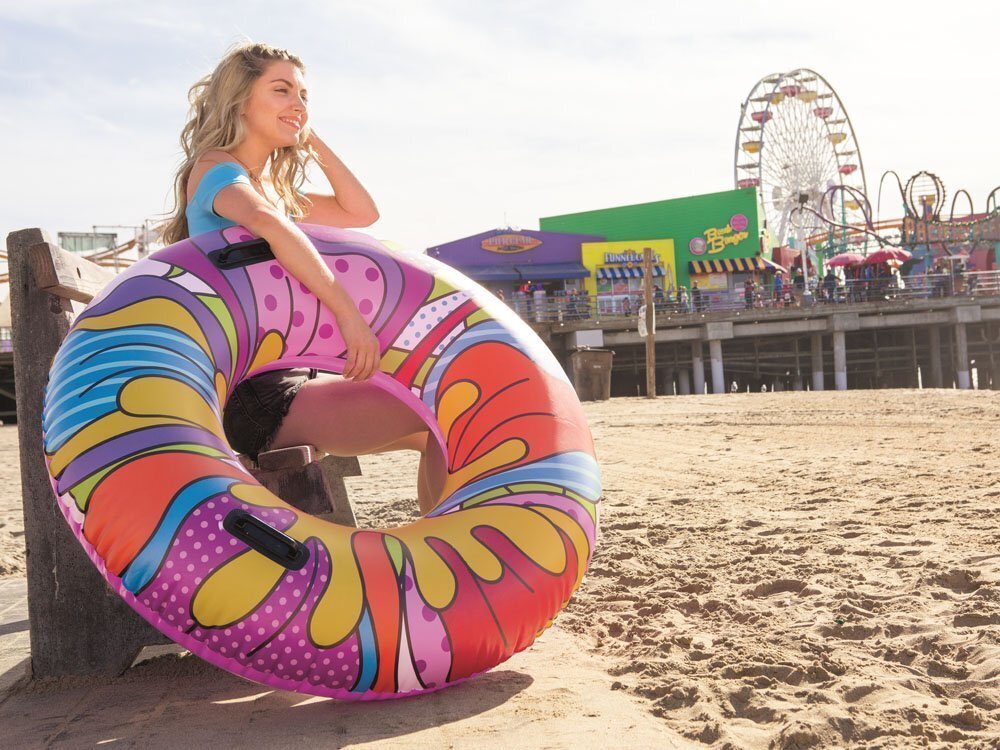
[186,150,240,201]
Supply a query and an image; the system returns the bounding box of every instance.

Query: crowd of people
[488,261,995,323]
[608,284,707,315]
[499,282,594,321]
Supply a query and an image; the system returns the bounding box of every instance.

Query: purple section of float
[79,260,241,382]
[156,231,258,379]
[55,425,234,495]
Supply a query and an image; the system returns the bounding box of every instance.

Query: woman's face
[241,60,309,149]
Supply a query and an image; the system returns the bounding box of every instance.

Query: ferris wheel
[734,68,867,249]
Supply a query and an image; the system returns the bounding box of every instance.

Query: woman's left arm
[298,130,379,227]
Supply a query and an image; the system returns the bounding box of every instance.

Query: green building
[540,187,768,295]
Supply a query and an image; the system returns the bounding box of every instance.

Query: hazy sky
[2,1,997,254]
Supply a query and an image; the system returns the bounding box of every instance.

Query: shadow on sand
[0,646,534,748]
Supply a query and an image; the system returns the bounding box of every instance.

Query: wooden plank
[246,445,360,523]
[317,454,362,477]
[28,240,115,303]
[256,444,316,471]
[7,227,167,678]
[251,458,358,527]
[247,447,361,524]
[317,457,360,526]
[244,446,362,477]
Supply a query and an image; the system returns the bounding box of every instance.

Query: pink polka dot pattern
[221,226,254,244]
[139,496,365,690]
[228,541,362,689]
[401,562,450,689]
[243,253,385,367]
[138,495,299,643]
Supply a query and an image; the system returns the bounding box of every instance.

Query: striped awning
[597,265,666,280]
[688,257,768,274]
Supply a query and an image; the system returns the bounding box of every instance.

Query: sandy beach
[1,389,998,748]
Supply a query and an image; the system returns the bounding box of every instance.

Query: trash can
[568,347,613,401]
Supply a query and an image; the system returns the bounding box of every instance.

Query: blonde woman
[163,41,446,513]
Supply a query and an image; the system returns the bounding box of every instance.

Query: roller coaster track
[794,171,999,258]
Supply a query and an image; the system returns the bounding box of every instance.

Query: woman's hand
[337,306,381,381]
[303,127,322,154]
[296,129,379,227]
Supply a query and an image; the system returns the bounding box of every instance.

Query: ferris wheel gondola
[734,69,868,251]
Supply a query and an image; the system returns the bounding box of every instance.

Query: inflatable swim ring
[40,224,601,698]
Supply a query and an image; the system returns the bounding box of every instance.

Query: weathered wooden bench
[7,227,359,678]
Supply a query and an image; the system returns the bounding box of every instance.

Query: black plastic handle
[208,237,275,269]
[223,509,310,570]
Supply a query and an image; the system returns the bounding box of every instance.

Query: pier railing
[505,270,1000,323]
[1,269,995,337]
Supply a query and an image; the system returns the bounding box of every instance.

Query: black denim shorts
[222,367,318,462]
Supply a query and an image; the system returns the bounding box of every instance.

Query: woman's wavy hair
[161,41,317,245]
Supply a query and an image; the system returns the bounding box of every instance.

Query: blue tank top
[185,162,252,237]
[185,162,308,237]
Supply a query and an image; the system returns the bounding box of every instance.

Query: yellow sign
[579,239,677,300]
[704,225,749,254]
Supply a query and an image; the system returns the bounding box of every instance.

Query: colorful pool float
[40,224,601,698]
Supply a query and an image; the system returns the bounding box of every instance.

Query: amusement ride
[735,69,999,294]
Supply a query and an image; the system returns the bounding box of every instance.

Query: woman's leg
[267,374,448,514]
[375,430,447,515]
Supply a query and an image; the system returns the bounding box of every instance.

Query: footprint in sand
[606,520,644,531]
[930,568,982,594]
[725,684,780,723]
[817,622,882,640]
[953,612,1000,628]
[840,681,881,703]
[745,579,807,598]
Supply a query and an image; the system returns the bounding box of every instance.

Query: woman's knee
[389,430,431,453]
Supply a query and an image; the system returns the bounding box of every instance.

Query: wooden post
[873,330,881,387]
[8,228,168,678]
[643,248,656,398]
[7,228,361,678]
[929,326,943,388]
[787,336,800,390]
[987,327,998,390]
